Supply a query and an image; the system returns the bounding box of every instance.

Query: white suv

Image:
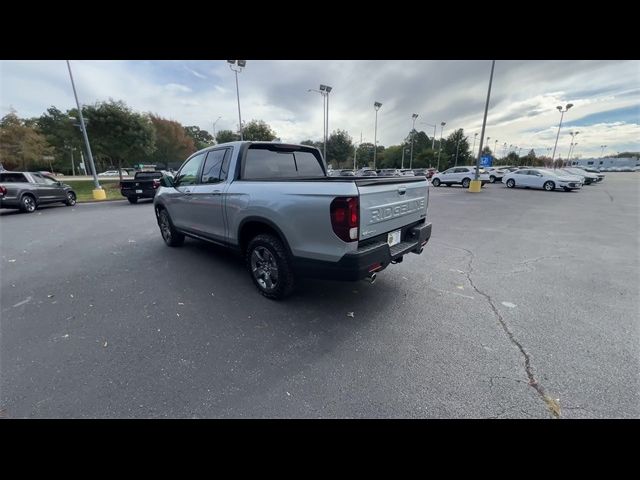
[431,166,490,188]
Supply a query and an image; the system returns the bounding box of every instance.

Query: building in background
[571,156,639,171]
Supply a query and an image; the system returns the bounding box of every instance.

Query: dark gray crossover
[0,171,77,213]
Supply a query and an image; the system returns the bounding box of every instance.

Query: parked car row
[328,168,438,178]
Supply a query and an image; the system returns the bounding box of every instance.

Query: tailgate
[357,179,428,240]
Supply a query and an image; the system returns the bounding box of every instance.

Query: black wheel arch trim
[238,216,293,256]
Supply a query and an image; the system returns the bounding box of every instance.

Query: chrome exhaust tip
[366,272,377,284]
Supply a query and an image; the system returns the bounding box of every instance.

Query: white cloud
[1,59,638,158]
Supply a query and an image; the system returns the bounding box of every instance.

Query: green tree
[83,100,156,181]
[184,125,214,150]
[241,119,277,141]
[216,129,239,144]
[325,130,354,168]
[439,129,471,169]
[0,110,53,171]
[148,115,197,170]
[36,106,85,174]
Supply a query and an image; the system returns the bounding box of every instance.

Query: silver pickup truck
[154,142,432,299]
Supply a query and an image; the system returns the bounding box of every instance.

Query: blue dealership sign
[480,155,493,167]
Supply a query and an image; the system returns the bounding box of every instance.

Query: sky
[1,60,639,159]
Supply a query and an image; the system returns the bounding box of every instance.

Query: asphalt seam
[441,242,561,419]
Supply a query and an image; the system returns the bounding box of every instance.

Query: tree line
[0,100,278,177]
[1,98,573,176]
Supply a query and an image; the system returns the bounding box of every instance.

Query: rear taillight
[0,186,6,196]
[330,197,359,242]
[153,179,160,188]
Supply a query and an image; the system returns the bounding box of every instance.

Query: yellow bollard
[468,180,482,192]
[92,188,107,200]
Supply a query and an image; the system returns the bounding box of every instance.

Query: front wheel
[158,209,184,247]
[461,178,471,188]
[431,178,441,187]
[544,181,555,191]
[65,191,77,206]
[246,234,295,300]
[128,196,138,204]
[489,175,496,183]
[506,179,515,188]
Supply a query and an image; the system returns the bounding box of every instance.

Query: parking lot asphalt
[1,173,638,418]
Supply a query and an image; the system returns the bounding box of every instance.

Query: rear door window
[0,173,28,182]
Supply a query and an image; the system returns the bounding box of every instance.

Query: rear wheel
[246,234,295,300]
[158,209,184,247]
[489,175,496,183]
[20,194,37,213]
[65,191,77,206]
[431,178,441,187]
[461,178,471,188]
[506,179,515,188]
[544,181,555,191]
[127,196,138,204]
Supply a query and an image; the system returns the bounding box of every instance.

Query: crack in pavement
[436,241,561,419]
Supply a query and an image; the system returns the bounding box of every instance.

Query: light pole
[66,60,102,197]
[600,145,607,157]
[473,60,496,189]
[322,85,332,163]
[472,133,479,155]
[410,113,419,169]
[213,116,222,141]
[454,135,464,167]
[420,122,437,150]
[567,131,579,165]
[353,134,366,171]
[437,121,446,171]
[227,60,246,140]
[401,146,410,169]
[502,142,508,158]
[308,88,326,158]
[570,143,578,163]
[373,102,382,169]
[66,145,77,176]
[551,102,574,168]
[494,139,498,159]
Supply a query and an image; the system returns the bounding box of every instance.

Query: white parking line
[12,296,32,308]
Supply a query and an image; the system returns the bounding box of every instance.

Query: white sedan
[502,168,582,192]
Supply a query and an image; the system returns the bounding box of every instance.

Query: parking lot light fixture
[227,60,247,141]
[600,145,607,157]
[373,102,382,169]
[551,102,574,168]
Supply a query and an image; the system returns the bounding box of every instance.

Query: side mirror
[160,175,175,188]
[56,181,63,186]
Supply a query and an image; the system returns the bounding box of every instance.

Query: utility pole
[66,60,103,197]
[472,60,496,191]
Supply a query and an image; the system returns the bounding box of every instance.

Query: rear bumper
[0,198,20,208]
[292,222,432,281]
[121,188,157,198]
